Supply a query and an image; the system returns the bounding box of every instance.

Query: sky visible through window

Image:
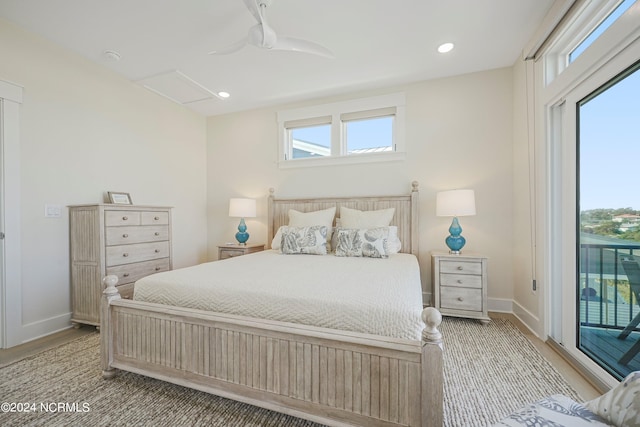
[570,0,636,62]
[578,0,638,211]
[579,63,640,210]
[292,117,392,152]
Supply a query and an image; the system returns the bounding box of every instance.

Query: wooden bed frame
[100,181,444,426]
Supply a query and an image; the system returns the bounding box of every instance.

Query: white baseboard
[428,295,540,333]
[20,312,72,344]
[511,300,542,338]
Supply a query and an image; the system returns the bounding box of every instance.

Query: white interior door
[0,100,4,348]
[0,80,23,348]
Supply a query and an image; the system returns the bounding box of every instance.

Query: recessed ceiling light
[218,91,230,99]
[437,43,454,54]
[102,50,121,62]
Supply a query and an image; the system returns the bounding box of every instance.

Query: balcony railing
[580,243,640,330]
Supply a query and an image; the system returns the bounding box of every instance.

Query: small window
[345,117,393,154]
[291,125,331,159]
[341,108,395,155]
[542,0,636,85]
[278,93,405,168]
[569,0,636,63]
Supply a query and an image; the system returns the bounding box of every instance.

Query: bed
[100,181,444,426]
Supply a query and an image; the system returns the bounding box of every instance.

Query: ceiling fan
[209,0,334,58]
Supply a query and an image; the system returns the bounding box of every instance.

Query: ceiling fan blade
[208,38,248,55]
[241,0,262,23]
[272,36,334,59]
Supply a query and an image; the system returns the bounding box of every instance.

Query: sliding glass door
[577,61,640,379]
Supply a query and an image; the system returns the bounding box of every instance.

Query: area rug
[0,317,580,427]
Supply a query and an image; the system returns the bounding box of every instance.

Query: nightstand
[431,252,490,324]
[218,243,265,260]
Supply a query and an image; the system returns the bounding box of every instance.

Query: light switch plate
[44,204,62,218]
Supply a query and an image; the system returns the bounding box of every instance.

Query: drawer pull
[457,279,463,284]
[457,266,463,271]
[155,267,161,271]
[155,249,160,253]
[122,234,128,238]
[123,273,130,277]
[122,216,128,221]
[458,297,464,301]
[155,232,160,236]
[123,253,129,257]
[154,216,160,220]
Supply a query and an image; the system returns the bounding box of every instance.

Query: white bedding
[133,250,424,340]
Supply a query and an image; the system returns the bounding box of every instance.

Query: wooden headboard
[267,181,419,255]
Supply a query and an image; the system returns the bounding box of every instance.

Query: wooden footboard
[101,276,443,426]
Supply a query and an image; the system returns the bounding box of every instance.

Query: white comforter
[134,250,424,340]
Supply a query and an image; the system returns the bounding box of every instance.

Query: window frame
[542,0,631,86]
[277,93,405,168]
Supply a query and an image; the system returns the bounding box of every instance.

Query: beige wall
[207,68,515,306]
[0,19,208,342]
[0,15,531,342]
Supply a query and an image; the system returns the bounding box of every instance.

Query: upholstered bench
[494,371,640,427]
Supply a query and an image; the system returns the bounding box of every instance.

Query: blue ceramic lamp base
[445,217,466,254]
[235,218,249,245]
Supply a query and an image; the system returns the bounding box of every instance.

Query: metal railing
[580,243,640,330]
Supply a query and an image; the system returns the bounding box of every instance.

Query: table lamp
[436,189,476,254]
[228,198,256,245]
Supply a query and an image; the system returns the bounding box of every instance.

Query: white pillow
[288,207,336,228]
[339,206,395,228]
[271,226,285,250]
[387,226,402,253]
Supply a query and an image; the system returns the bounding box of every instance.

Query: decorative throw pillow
[339,206,395,229]
[494,394,611,427]
[273,227,334,250]
[332,223,401,254]
[280,226,328,255]
[584,371,640,427]
[334,227,389,258]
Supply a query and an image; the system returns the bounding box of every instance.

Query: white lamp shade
[228,198,256,218]
[436,189,476,217]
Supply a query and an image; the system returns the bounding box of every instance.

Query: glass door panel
[578,61,640,379]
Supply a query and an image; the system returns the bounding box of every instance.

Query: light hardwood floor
[0,313,602,401]
[0,326,94,367]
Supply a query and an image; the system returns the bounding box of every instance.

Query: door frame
[0,79,23,348]
[540,11,640,387]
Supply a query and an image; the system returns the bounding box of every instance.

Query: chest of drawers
[431,252,490,324]
[69,204,172,327]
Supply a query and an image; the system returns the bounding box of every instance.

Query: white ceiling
[0,0,555,116]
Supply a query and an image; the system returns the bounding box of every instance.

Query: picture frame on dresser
[107,191,133,205]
